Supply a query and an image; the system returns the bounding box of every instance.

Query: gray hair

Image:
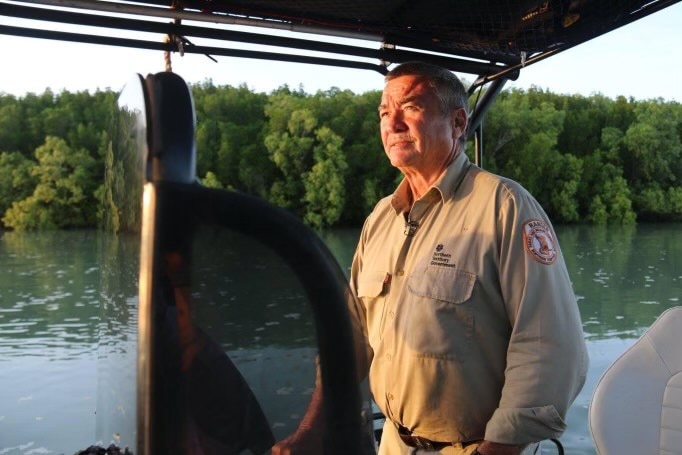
[385,61,469,116]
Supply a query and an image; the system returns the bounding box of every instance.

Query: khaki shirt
[349,151,588,445]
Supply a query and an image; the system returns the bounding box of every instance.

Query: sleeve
[347,215,375,379]
[484,185,589,445]
[313,216,374,386]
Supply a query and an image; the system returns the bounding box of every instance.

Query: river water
[1,224,681,454]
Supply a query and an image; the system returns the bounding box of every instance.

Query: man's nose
[384,111,407,132]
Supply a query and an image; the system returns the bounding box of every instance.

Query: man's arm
[475,441,527,455]
[484,189,589,446]
[273,237,373,454]
[271,384,325,455]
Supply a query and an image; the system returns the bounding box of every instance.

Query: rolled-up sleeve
[484,185,589,444]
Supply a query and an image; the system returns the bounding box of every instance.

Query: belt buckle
[413,435,436,451]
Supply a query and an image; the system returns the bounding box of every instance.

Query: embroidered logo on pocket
[523,219,557,265]
[431,243,456,268]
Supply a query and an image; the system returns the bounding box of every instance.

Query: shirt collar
[390,151,472,215]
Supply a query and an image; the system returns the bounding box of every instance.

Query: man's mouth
[389,137,413,147]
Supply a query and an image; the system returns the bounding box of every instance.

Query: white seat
[589,306,682,455]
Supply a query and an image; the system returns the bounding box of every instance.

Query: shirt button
[396,270,405,276]
[386,353,392,360]
[389,311,395,318]
[387,393,394,401]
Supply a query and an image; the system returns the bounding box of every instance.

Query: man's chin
[387,148,417,166]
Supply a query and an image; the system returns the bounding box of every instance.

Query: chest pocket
[356,270,389,348]
[405,266,476,360]
[357,270,386,298]
[408,267,476,303]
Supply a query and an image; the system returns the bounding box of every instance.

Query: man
[274,61,588,455]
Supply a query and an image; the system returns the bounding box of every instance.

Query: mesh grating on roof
[154,0,664,60]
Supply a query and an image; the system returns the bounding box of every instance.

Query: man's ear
[451,107,468,140]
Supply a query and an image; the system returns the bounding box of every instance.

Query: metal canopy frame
[1,0,680,165]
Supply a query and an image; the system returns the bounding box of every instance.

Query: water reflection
[0,231,101,358]
[1,231,102,455]
[184,225,320,444]
[189,225,318,350]
[559,223,682,340]
[2,225,682,454]
[96,232,139,451]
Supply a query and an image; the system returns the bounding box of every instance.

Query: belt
[396,424,477,451]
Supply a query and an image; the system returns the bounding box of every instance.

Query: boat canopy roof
[1,0,680,91]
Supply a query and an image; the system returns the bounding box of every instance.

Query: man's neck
[401,151,457,201]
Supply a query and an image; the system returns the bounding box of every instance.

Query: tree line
[1,82,681,231]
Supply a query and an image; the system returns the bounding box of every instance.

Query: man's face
[379,74,461,174]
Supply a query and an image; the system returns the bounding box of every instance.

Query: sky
[1,2,681,101]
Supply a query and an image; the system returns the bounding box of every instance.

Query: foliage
[3,136,98,230]
[483,89,681,224]
[193,82,271,196]
[1,85,681,230]
[302,126,348,229]
[200,171,223,189]
[0,151,36,217]
[483,89,581,221]
[262,88,388,228]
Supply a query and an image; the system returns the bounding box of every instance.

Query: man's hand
[271,384,324,455]
[271,427,323,455]
[475,440,526,455]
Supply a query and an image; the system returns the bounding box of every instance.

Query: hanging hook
[163,18,183,72]
[163,10,217,70]
[163,1,184,72]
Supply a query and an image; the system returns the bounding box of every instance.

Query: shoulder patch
[522,219,557,265]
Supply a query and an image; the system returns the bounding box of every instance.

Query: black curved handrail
[155,181,369,454]
[135,71,371,454]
